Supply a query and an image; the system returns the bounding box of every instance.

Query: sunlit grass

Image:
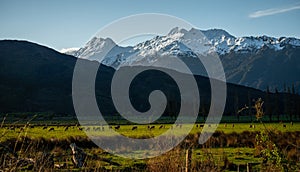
[0,122,299,142]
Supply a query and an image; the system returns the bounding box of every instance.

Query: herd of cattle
[1,122,293,132]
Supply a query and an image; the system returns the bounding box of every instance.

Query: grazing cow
[283,124,286,128]
[43,126,48,130]
[78,127,83,131]
[48,128,54,131]
[232,124,235,128]
[149,126,155,130]
[249,124,253,128]
[114,125,120,130]
[159,125,164,129]
[199,124,204,128]
[196,124,199,128]
[132,126,138,130]
[64,126,69,131]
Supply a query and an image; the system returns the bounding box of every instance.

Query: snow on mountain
[133,33,198,58]
[101,28,209,69]
[200,30,296,55]
[166,27,211,54]
[65,27,300,63]
[279,37,300,47]
[202,28,236,40]
[60,47,80,56]
[65,28,300,74]
[73,37,132,65]
[69,28,206,68]
[162,27,300,55]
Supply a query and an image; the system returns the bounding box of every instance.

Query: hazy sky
[1,0,300,50]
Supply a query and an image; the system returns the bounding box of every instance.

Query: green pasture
[0,122,299,142]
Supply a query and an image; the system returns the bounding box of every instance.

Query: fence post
[247,163,249,172]
[185,148,192,172]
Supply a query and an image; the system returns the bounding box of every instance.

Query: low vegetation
[1,97,299,171]
[0,121,299,171]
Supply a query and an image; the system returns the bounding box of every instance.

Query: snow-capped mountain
[74,37,132,62]
[64,28,300,91]
[68,27,300,63]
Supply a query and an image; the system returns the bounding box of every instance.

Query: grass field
[0,121,299,171]
[0,122,298,141]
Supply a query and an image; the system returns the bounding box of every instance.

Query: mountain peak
[86,37,116,48]
[167,27,235,40]
[168,27,207,39]
[201,28,236,40]
[168,27,188,36]
[75,37,117,59]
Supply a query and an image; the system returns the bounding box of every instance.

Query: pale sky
[1,0,300,50]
